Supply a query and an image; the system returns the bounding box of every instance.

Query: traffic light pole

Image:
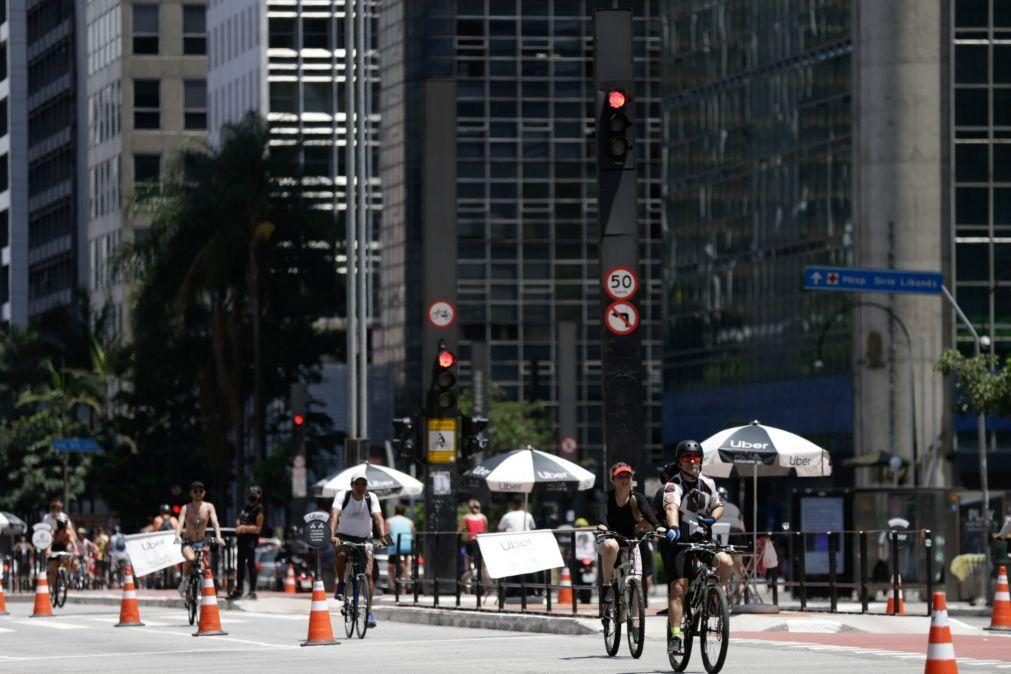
[595,10,644,471]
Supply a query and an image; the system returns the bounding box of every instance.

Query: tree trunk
[249,241,265,464]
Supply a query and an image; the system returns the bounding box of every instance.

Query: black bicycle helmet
[674,439,703,459]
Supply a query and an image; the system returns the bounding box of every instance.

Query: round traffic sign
[426,300,457,329]
[560,436,578,455]
[302,512,331,550]
[32,528,53,551]
[604,266,639,301]
[605,300,639,336]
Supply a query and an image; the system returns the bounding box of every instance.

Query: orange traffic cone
[301,576,340,646]
[115,565,145,627]
[557,566,573,605]
[985,565,1011,632]
[0,572,9,616]
[30,573,53,617]
[887,573,906,615]
[192,567,227,636]
[284,564,297,594]
[925,591,958,674]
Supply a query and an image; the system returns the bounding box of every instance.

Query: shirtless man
[174,480,224,595]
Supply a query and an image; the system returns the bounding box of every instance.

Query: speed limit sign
[604,266,639,301]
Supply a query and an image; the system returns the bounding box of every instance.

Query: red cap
[611,464,633,479]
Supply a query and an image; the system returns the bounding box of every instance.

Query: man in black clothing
[596,462,662,604]
[229,485,265,600]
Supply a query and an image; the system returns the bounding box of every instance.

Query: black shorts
[661,537,707,581]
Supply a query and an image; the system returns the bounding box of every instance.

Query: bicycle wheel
[668,600,695,672]
[625,577,646,658]
[343,574,356,638]
[56,568,68,608]
[699,584,730,674]
[187,573,199,625]
[601,582,621,657]
[354,573,370,639]
[50,572,59,608]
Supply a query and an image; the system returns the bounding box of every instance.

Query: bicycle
[667,540,738,674]
[183,540,213,626]
[596,529,664,659]
[336,541,373,639]
[48,552,74,608]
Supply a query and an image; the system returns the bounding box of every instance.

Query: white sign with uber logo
[476,529,565,579]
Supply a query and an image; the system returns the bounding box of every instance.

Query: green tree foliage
[459,387,554,454]
[935,349,1011,417]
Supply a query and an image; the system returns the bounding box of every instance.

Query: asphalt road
[1,604,1008,673]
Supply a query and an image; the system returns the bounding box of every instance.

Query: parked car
[255,547,281,590]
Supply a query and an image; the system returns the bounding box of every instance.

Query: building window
[183,5,206,55]
[134,154,160,184]
[0,153,7,192]
[0,42,6,83]
[0,210,7,248]
[184,79,207,129]
[133,79,160,129]
[0,99,6,139]
[132,4,159,54]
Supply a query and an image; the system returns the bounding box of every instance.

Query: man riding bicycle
[596,462,662,606]
[329,471,386,629]
[174,480,224,596]
[662,440,734,656]
[47,513,78,589]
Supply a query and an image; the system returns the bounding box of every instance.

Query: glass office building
[378,0,665,470]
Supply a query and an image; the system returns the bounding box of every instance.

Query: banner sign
[124,531,186,577]
[476,529,565,579]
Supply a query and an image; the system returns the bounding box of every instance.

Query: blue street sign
[51,438,104,453]
[803,266,942,295]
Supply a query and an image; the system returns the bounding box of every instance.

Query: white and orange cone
[887,573,906,615]
[192,567,227,636]
[556,566,573,605]
[301,576,339,646]
[985,565,1011,632]
[0,573,9,616]
[115,565,145,627]
[925,591,958,674]
[30,573,53,618]
[284,564,297,594]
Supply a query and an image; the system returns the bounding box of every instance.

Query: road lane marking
[84,616,170,627]
[13,620,89,630]
[154,627,298,649]
[230,611,307,620]
[0,647,290,663]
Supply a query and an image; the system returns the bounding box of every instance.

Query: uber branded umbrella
[701,421,831,610]
[463,445,596,528]
[316,462,424,499]
[0,511,27,534]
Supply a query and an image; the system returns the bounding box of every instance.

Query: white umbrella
[462,445,596,529]
[0,511,27,534]
[316,462,424,499]
[700,420,831,607]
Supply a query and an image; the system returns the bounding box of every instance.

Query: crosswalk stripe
[84,617,169,627]
[13,620,89,630]
[0,627,14,633]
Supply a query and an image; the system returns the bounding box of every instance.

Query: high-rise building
[0,1,28,326]
[84,0,208,339]
[376,0,665,473]
[661,1,1009,492]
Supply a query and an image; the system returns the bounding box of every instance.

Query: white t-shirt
[662,473,724,539]
[332,490,381,539]
[497,509,535,532]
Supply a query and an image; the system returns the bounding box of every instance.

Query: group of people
[36,500,129,591]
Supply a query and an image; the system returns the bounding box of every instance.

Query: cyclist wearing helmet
[153,504,179,532]
[661,440,734,655]
[596,462,662,607]
[47,512,79,588]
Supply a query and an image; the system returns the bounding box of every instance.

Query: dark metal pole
[570,531,578,615]
[925,530,934,616]
[798,531,807,611]
[828,531,838,613]
[859,531,869,614]
[890,530,899,615]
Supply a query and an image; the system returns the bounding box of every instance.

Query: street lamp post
[814,300,919,487]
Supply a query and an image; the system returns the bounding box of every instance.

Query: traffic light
[461,415,489,460]
[291,382,307,427]
[598,87,634,169]
[392,416,419,460]
[427,339,458,417]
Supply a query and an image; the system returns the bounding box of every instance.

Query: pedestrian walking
[229,485,264,600]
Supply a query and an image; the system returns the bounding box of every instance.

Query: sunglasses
[680,454,703,464]
[191,488,205,494]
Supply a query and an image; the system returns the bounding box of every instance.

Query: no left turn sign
[427,300,456,328]
[605,300,639,335]
[560,436,578,454]
[604,266,639,301]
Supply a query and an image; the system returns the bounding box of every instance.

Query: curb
[371,605,603,636]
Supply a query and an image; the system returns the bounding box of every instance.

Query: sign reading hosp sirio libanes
[803,266,943,295]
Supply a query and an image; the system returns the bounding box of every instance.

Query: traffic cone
[192,567,227,636]
[284,564,297,594]
[985,565,1011,632]
[887,573,906,615]
[925,591,958,674]
[557,566,573,605]
[0,571,9,616]
[301,576,340,646]
[30,573,53,617]
[115,565,144,627]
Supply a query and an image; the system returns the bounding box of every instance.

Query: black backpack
[341,489,374,511]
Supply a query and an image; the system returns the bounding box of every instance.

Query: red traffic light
[293,413,306,427]
[172,505,181,515]
[607,89,627,109]
[438,350,456,368]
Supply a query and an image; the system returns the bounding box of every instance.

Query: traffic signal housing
[392,416,419,461]
[461,415,489,460]
[598,87,634,170]
[291,382,307,428]
[427,339,458,418]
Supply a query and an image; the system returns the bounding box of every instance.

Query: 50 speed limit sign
[604,266,639,301]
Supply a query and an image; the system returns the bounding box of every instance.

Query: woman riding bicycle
[47,513,78,589]
[662,440,734,656]
[596,462,662,606]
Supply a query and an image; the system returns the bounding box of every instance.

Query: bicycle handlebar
[595,529,666,547]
